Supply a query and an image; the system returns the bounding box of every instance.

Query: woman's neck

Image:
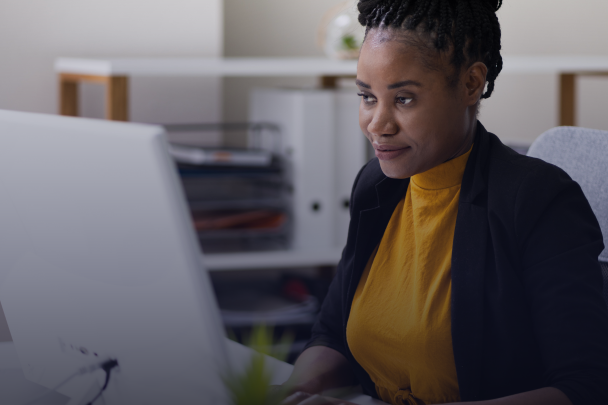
[443,112,477,163]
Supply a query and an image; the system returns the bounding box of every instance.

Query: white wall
[224,0,608,145]
[482,0,608,144]
[222,0,345,130]
[0,0,223,127]
[224,0,344,58]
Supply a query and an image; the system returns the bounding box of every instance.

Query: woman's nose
[367,105,398,137]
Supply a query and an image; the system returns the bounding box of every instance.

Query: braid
[425,0,441,32]
[469,0,484,51]
[373,3,389,26]
[435,0,451,49]
[483,11,502,98]
[382,2,400,27]
[451,1,468,67]
[358,0,382,17]
[357,0,382,25]
[406,0,431,30]
[393,0,414,27]
[357,0,504,99]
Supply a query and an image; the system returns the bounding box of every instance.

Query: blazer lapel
[451,122,490,401]
[345,176,409,315]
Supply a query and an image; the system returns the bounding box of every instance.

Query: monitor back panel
[0,110,229,404]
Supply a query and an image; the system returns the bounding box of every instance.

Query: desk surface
[55,56,608,77]
[0,341,383,405]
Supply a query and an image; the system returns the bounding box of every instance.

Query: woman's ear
[464,62,488,105]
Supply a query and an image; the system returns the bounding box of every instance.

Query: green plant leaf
[222,325,294,405]
[341,35,359,51]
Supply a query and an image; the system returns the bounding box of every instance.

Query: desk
[0,341,384,405]
[55,55,608,126]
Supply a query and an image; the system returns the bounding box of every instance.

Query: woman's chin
[379,161,412,179]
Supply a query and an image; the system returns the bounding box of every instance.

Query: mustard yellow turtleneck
[346,145,473,405]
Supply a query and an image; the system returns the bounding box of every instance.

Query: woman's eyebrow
[387,80,422,89]
[355,79,371,89]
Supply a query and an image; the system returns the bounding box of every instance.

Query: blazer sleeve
[303,160,370,357]
[515,164,608,405]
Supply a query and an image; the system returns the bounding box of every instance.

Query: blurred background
[1,0,607,358]
[2,0,608,142]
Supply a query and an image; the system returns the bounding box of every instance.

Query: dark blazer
[306,122,608,405]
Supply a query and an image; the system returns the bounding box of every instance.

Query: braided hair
[358,0,503,99]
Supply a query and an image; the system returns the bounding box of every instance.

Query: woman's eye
[396,96,413,105]
[357,92,375,104]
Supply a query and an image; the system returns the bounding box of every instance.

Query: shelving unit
[56,55,608,126]
[203,248,343,271]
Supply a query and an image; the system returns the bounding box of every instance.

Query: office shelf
[203,248,342,271]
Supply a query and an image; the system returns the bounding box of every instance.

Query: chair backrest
[527,126,608,307]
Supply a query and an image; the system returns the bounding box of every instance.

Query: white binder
[249,88,367,251]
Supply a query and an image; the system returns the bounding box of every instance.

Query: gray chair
[527,126,608,307]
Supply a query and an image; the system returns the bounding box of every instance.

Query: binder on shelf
[164,123,291,253]
[169,144,273,167]
[249,88,367,251]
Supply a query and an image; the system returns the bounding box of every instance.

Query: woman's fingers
[281,391,314,405]
[280,391,356,405]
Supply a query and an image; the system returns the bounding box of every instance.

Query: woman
[279,1,608,405]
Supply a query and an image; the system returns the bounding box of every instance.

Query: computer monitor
[0,110,230,404]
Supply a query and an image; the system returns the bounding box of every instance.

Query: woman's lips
[374,145,410,161]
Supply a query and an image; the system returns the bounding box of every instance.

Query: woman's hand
[272,346,359,405]
[280,391,358,405]
[432,387,573,405]
[282,346,357,396]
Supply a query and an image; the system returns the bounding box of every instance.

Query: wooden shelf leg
[59,74,79,117]
[560,73,576,127]
[320,76,339,89]
[320,75,357,89]
[106,76,129,121]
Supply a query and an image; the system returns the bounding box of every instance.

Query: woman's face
[357,29,482,179]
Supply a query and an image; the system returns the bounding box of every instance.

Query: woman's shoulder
[485,132,575,192]
[484,132,586,218]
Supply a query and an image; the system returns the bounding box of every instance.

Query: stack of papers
[169,144,273,167]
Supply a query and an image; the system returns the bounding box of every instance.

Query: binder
[249,88,367,251]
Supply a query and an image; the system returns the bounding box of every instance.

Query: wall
[484,0,608,144]
[224,0,608,145]
[0,0,223,130]
[222,0,345,136]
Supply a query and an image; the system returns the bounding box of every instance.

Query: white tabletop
[0,341,383,405]
[55,56,608,77]
[55,57,358,77]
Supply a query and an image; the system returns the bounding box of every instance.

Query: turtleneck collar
[411,144,474,191]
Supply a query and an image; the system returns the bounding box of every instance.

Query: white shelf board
[55,57,358,77]
[501,55,608,74]
[203,248,343,271]
[55,56,608,78]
